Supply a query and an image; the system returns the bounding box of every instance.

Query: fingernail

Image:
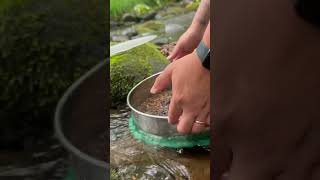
[150,86,157,94]
[168,117,171,123]
[167,55,172,60]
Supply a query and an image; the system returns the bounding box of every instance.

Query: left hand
[167,27,203,61]
[150,51,210,134]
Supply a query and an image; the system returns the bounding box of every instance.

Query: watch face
[294,0,320,27]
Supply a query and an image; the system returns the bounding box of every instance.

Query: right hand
[167,27,203,61]
[151,51,210,134]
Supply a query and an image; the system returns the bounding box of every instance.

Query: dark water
[0,136,68,180]
[110,106,210,180]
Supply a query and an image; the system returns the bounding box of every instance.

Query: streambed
[110,106,210,180]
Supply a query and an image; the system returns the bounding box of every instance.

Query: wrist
[202,23,210,48]
[195,41,210,70]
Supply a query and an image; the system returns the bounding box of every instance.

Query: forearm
[194,22,210,70]
[190,0,210,33]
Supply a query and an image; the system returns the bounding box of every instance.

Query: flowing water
[0,137,68,180]
[110,106,210,180]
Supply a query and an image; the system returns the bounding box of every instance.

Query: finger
[172,50,189,61]
[192,114,209,134]
[150,66,173,94]
[168,96,183,124]
[172,53,183,61]
[192,103,210,134]
[177,112,195,134]
[206,114,210,126]
[168,44,180,61]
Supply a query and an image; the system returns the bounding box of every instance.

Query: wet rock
[156,6,187,20]
[165,23,184,34]
[140,11,157,21]
[162,12,195,42]
[155,13,164,20]
[152,37,170,46]
[160,42,176,57]
[111,35,129,42]
[110,20,121,28]
[121,27,138,38]
[121,13,140,22]
[136,20,165,34]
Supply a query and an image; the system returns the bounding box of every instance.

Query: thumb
[150,66,173,94]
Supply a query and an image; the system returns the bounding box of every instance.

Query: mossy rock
[110,41,118,46]
[155,6,187,20]
[135,20,165,34]
[185,1,200,11]
[110,43,169,104]
[110,167,119,180]
[0,0,107,143]
[133,3,152,16]
[165,6,186,16]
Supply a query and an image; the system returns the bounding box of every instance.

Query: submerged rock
[140,11,157,21]
[111,35,129,42]
[135,20,165,34]
[121,13,140,22]
[155,6,187,20]
[165,23,184,34]
[121,27,138,38]
[110,43,169,104]
[152,37,170,46]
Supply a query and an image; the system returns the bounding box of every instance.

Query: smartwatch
[196,41,210,70]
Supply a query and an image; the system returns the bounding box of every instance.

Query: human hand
[167,27,203,61]
[151,51,210,134]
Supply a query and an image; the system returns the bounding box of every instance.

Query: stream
[0,136,68,180]
[110,107,210,180]
[110,5,210,179]
[0,3,205,180]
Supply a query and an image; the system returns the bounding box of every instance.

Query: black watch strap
[203,52,210,70]
[196,41,210,70]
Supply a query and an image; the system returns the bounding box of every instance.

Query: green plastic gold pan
[127,72,210,148]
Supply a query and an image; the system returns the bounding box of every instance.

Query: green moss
[135,20,165,34]
[0,0,107,130]
[166,6,186,15]
[133,3,152,16]
[110,167,119,180]
[110,43,169,104]
[111,0,158,18]
[185,1,200,11]
[158,6,187,20]
[110,41,118,46]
